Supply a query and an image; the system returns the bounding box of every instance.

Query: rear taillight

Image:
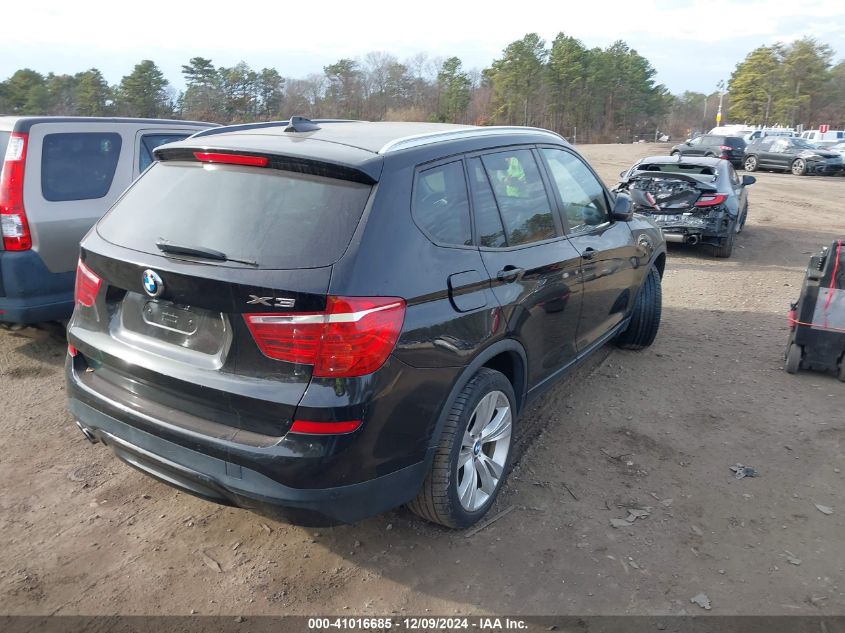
[74,259,102,307]
[244,296,406,377]
[0,132,31,251]
[719,145,733,152]
[695,194,728,207]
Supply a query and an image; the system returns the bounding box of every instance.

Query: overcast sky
[3,0,844,95]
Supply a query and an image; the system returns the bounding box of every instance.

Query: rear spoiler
[154,146,378,185]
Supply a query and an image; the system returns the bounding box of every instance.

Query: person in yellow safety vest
[504,156,526,197]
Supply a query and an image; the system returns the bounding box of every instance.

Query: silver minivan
[0,117,216,325]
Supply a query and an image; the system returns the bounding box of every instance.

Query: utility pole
[716,80,726,127]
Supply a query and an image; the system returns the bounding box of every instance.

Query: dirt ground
[1,143,843,617]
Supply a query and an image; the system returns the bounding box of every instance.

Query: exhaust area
[75,420,98,444]
[664,233,699,245]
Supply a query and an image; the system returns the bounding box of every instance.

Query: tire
[744,155,758,172]
[615,266,662,350]
[838,359,845,383]
[735,205,748,233]
[712,228,735,258]
[791,158,807,176]
[785,343,802,374]
[704,152,715,158]
[408,368,516,529]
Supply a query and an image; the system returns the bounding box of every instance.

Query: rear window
[724,137,745,147]
[97,162,372,269]
[637,163,717,176]
[42,133,122,202]
[412,161,472,246]
[0,131,10,161]
[139,134,190,172]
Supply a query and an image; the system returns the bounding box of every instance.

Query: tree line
[1,34,841,142]
[728,38,844,129]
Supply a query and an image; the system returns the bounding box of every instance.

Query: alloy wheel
[792,159,806,175]
[457,390,512,511]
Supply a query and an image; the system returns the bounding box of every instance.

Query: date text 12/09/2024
[307,617,529,630]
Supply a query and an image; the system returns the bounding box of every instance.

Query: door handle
[582,247,598,260]
[496,266,524,283]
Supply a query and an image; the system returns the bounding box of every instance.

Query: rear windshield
[97,161,372,269]
[724,137,745,147]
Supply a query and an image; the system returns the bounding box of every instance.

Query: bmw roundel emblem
[142,269,164,298]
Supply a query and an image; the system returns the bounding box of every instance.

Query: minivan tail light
[0,132,32,251]
[74,259,102,307]
[695,194,728,207]
[244,296,406,377]
[193,152,269,167]
[719,145,733,151]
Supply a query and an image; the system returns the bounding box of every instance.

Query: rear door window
[412,161,472,246]
[139,134,190,172]
[97,162,372,269]
[41,133,122,202]
[468,158,506,248]
[479,149,558,246]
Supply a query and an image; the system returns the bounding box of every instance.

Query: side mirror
[611,193,633,221]
[741,175,756,186]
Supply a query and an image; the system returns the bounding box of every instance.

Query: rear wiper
[155,239,258,266]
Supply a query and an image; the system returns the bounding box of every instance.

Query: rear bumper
[647,211,734,246]
[64,348,458,523]
[69,396,431,524]
[0,250,74,324]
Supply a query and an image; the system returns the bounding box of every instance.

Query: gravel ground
[1,143,843,616]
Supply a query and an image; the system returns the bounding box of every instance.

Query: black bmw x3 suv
[66,118,666,528]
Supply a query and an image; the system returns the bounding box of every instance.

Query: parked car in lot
[826,141,845,164]
[670,134,746,167]
[0,116,217,326]
[66,118,666,528]
[799,129,845,148]
[616,155,755,258]
[743,136,844,176]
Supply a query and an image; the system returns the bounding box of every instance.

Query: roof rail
[378,126,564,154]
[190,118,358,139]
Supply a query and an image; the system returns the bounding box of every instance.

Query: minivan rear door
[24,122,133,273]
